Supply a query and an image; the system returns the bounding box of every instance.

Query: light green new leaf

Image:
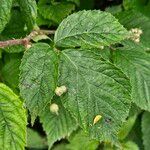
[17,0,37,30]
[20,43,58,123]
[39,2,75,24]
[40,97,77,149]
[59,48,131,142]
[142,111,150,150]
[0,83,27,150]
[54,10,129,48]
[0,0,13,33]
[113,48,150,111]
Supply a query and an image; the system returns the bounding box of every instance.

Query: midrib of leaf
[0,89,25,149]
[62,50,130,97]
[62,50,130,122]
[62,52,82,123]
[56,31,126,48]
[0,108,17,149]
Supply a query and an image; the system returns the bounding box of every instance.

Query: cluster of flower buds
[129,28,143,43]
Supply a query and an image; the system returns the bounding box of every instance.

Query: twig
[0,30,55,48]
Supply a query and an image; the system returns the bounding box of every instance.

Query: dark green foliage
[0,1,150,150]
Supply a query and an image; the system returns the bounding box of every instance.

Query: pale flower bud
[129,28,143,43]
[55,86,67,96]
[50,103,59,115]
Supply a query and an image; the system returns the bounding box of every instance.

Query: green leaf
[27,128,47,149]
[17,0,37,30]
[20,43,58,123]
[40,97,77,149]
[1,53,21,90]
[0,0,13,33]
[0,83,27,149]
[67,130,99,150]
[39,2,75,24]
[54,10,129,48]
[3,45,25,53]
[1,9,27,39]
[59,48,131,142]
[112,47,150,111]
[122,141,139,150]
[115,10,150,48]
[118,115,137,140]
[142,111,150,150]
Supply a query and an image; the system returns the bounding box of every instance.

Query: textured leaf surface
[39,2,75,24]
[20,43,58,122]
[59,48,131,142]
[40,97,77,149]
[0,83,26,150]
[0,0,13,33]
[54,10,129,48]
[116,10,150,47]
[17,0,37,30]
[113,47,150,111]
[142,111,150,150]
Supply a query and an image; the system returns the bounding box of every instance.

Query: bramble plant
[0,0,150,150]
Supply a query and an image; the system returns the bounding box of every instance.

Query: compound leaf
[40,97,77,149]
[0,0,13,33]
[20,43,58,123]
[54,10,129,48]
[59,48,131,142]
[0,83,27,150]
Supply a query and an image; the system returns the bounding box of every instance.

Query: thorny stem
[0,30,55,48]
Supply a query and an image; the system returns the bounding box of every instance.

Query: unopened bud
[55,86,67,96]
[129,28,143,43]
[50,103,59,115]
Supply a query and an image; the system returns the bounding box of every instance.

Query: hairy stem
[0,30,55,48]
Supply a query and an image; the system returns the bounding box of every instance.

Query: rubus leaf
[38,2,75,24]
[17,0,37,30]
[0,0,13,33]
[54,10,129,48]
[142,111,150,150]
[0,83,27,149]
[40,97,77,149]
[20,43,58,123]
[112,47,150,111]
[59,48,131,142]
[115,10,150,47]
